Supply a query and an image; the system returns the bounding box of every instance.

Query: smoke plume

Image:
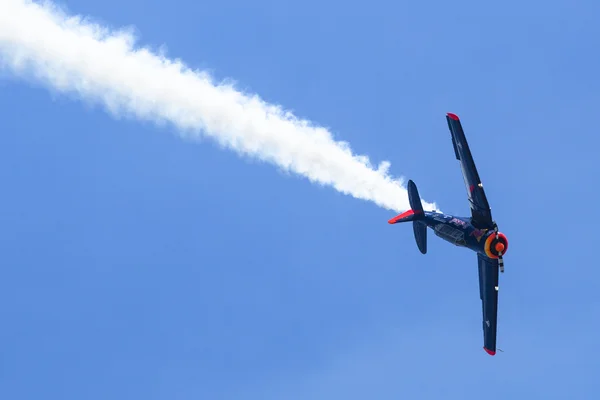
[0,0,439,212]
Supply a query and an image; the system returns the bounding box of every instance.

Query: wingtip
[483,347,496,356]
[447,112,459,121]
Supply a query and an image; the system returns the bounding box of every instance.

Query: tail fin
[388,179,427,254]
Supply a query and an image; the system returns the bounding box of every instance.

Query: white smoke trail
[0,0,439,213]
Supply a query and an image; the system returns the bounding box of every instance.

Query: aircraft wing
[446,113,494,229]
[477,253,499,356]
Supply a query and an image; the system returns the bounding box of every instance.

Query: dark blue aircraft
[388,112,508,356]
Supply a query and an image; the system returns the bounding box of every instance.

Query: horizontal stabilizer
[407,180,424,214]
[408,180,427,254]
[413,220,427,254]
[388,180,428,254]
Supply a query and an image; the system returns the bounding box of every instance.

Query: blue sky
[1,0,600,398]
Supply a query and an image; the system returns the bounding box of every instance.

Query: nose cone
[495,242,505,254]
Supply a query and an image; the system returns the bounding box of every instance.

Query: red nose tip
[495,242,505,253]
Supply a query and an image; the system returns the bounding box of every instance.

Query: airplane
[388,112,508,356]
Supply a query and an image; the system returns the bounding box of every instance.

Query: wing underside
[477,253,499,355]
[446,113,494,228]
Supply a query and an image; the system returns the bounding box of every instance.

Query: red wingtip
[447,112,459,121]
[483,347,496,356]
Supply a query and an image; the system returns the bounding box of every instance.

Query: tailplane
[388,179,428,254]
[407,180,424,215]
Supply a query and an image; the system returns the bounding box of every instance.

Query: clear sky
[1,0,599,399]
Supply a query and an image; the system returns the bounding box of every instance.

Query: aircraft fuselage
[421,212,507,260]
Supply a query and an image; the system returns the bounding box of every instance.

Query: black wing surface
[446,113,494,229]
[477,253,499,356]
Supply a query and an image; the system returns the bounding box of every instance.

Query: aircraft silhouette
[388,113,508,356]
